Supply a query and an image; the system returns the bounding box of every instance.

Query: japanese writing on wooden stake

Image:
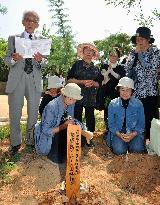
[66,124,81,201]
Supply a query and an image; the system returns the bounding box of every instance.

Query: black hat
[131,27,155,44]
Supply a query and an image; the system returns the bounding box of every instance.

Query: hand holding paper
[15,37,52,58]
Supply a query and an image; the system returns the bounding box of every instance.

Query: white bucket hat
[47,75,63,89]
[116,77,134,90]
[61,83,83,100]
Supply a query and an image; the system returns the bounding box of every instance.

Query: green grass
[95,112,106,131]
[82,110,106,131]
[0,158,17,183]
[0,125,10,141]
[0,123,27,183]
[0,123,26,141]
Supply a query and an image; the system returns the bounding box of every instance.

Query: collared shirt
[108,96,145,137]
[125,46,160,98]
[24,31,35,39]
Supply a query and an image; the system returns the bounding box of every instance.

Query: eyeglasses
[24,18,38,24]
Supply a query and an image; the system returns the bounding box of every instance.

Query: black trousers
[139,96,157,140]
[48,129,67,164]
[74,104,95,132]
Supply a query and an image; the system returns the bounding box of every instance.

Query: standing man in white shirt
[5,10,48,156]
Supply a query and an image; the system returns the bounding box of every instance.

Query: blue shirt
[34,95,87,155]
[108,96,145,137]
[34,96,74,155]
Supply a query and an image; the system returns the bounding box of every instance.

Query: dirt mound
[0,133,160,205]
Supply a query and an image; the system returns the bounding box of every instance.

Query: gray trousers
[8,72,41,146]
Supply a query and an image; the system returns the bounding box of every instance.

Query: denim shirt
[34,95,87,155]
[34,96,75,155]
[108,96,145,138]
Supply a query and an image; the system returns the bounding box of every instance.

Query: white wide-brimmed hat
[47,75,64,89]
[61,83,83,100]
[116,77,134,90]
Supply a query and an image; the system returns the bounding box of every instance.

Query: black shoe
[9,144,21,156]
[86,139,95,148]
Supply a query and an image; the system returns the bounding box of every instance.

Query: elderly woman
[126,27,160,140]
[105,77,145,155]
[34,83,93,163]
[67,43,103,147]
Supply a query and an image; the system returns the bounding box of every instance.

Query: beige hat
[47,75,63,89]
[77,43,99,60]
[116,77,134,90]
[61,83,83,100]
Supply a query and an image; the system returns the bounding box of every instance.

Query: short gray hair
[22,10,40,23]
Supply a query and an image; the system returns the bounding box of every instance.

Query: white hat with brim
[47,75,64,89]
[116,77,134,90]
[77,43,99,60]
[61,83,83,100]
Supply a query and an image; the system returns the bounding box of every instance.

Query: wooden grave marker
[66,124,81,201]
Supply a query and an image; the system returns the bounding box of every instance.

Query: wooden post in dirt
[66,124,81,202]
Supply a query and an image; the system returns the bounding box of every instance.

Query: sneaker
[9,144,21,156]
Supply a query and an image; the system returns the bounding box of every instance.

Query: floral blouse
[125,46,160,98]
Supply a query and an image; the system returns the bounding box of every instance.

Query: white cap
[47,75,63,89]
[61,83,83,100]
[116,77,134,89]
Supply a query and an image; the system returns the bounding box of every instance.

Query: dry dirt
[0,95,160,204]
[0,133,160,205]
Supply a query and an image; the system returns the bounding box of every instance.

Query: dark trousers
[47,128,86,163]
[48,129,67,164]
[74,104,95,132]
[139,96,157,140]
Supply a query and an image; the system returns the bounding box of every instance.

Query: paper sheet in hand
[15,37,52,58]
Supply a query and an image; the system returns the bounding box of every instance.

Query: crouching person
[34,83,93,163]
[105,77,145,155]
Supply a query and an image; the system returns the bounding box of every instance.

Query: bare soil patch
[0,132,160,205]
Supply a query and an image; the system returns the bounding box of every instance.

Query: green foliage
[82,111,105,131]
[0,125,10,141]
[0,158,16,183]
[94,32,132,63]
[105,0,142,10]
[104,0,160,26]
[0,4,7,15]
[0,38,7,57]
[0,38,8,82]
[152,8,160,20]
[0,58,9,82]
[42,34,76,78]
[0,123,26,141]
[95,112,106,131]
[46,0,76,77]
